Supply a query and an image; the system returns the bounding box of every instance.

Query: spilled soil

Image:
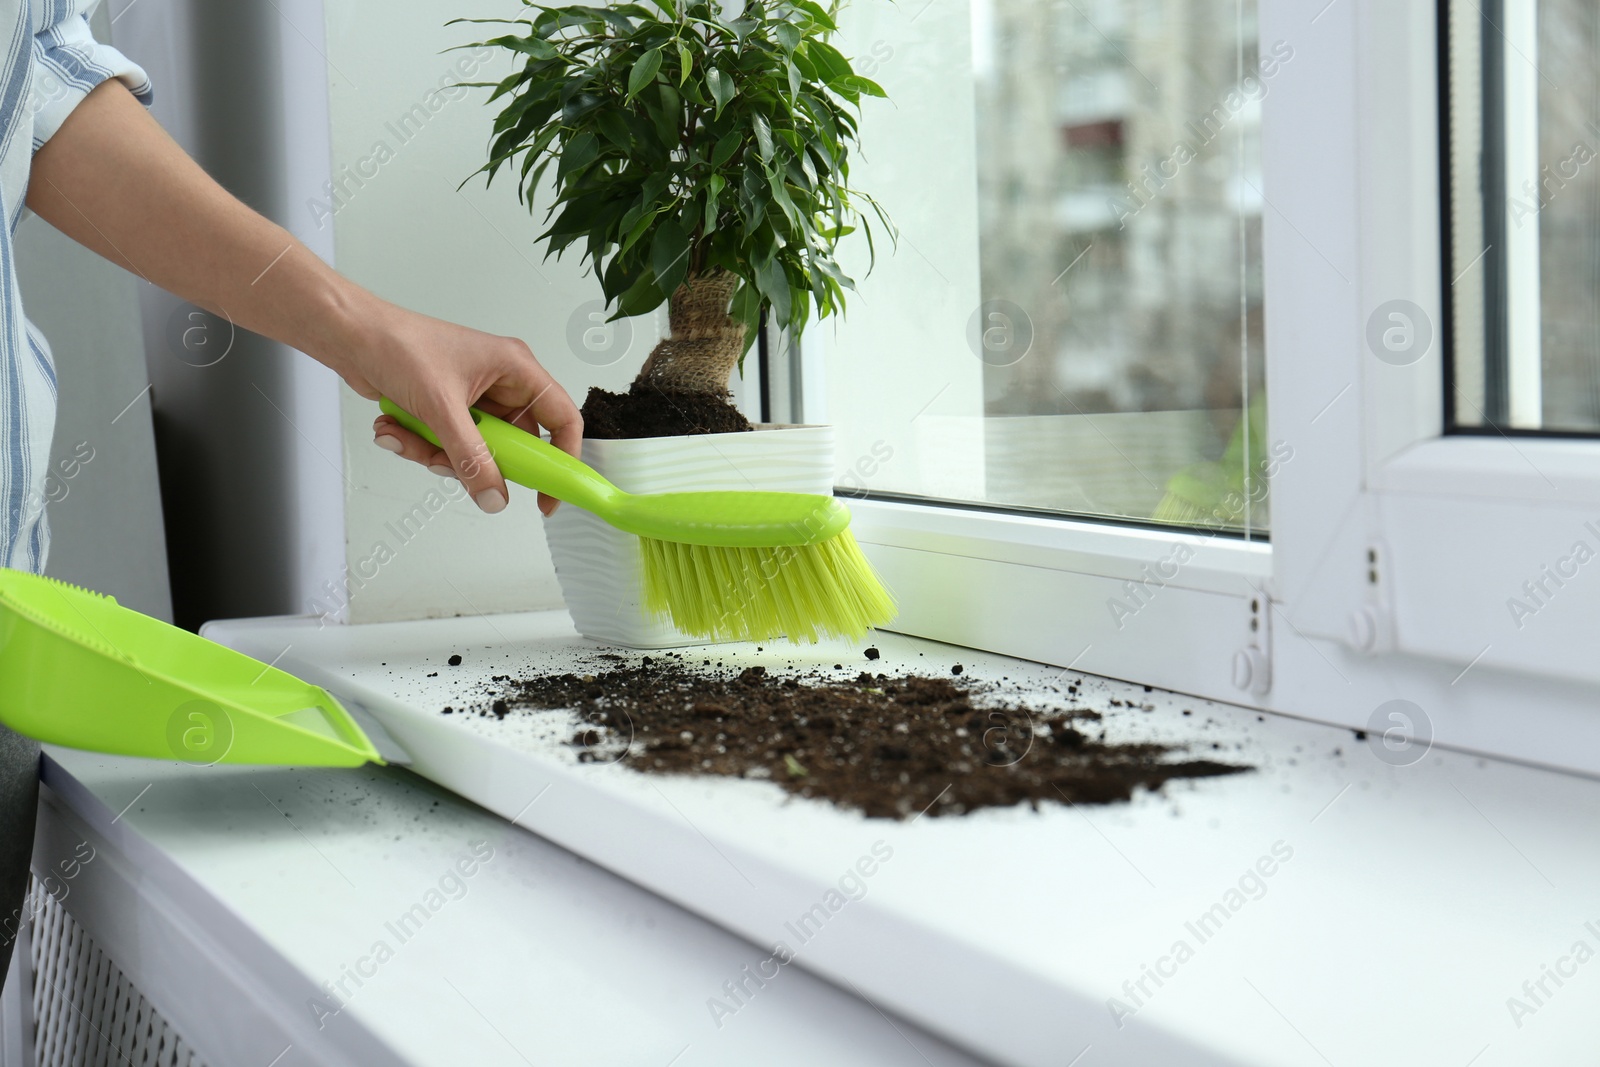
[580,383,751,439]
[445,656,1249,819]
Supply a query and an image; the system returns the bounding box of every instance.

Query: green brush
[1153,395,1269,527]
[379,399,895,643]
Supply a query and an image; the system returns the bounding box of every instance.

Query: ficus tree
[457,0,890,404]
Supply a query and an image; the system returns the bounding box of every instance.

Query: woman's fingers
[530,380,583,462]
[477,390,584,516]
[372,416,454,478]
[482,345,584,458]
[374,401,506,513]
[417,400,508,514]
[479,346,584,516]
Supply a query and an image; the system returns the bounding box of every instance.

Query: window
[816,0,1600,777]
[821,0,1271,535]
[1446,0,1600,435]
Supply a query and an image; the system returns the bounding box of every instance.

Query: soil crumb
[580,383,752,439]
[453,660,1250,819]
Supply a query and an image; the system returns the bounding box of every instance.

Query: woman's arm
[26,78,580,515]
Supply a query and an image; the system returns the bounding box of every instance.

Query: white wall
[322,1,668,624]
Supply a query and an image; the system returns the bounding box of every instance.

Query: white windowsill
[188,609,1599,1066]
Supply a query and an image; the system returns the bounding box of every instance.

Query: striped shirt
[1,0,149,572]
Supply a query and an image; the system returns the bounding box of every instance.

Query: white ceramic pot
[544,424,835,647]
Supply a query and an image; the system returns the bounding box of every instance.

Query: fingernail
[428,464,456,480]
[475,488,507,514]
[374,434,403,454]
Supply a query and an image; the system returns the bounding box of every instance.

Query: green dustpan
[0,568,383,766]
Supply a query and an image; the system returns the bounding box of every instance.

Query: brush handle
[378,398,622,516]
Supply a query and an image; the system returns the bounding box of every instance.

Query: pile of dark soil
[452,658,1249,819]
[580,383,752,439]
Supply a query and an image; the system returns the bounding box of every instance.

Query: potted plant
[462,0,890,646]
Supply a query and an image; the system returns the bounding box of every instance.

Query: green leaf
[786,168,816,206]
[739,165,768,228]
[767,169,799,229]
[706,67,734,116]
[789,46,818,82]
[677,41,693,85]
[642,170,673,206]
[789,0,837,31]
[628,47,663,98]
[776,127,805,159]
[597,7,637,34]
[650,82,681,144]
[774,21,801,51]
[651,216,692,294]
[704,173,726,231]
[555,131,600,181]
[562,91,604,124]
[602,253,640,302]
[755,254,791,325]
[617,271,668,317]
[491,91,539,134]
[751,114,774,162]
[519,123,562,167]
[445,17,534,28]
[805,41,852,84]
[521,156,553,197]
[710,129,741,169]
[620,207,661,256]
[839,74,887,98]
[729,279,762,361]
[597,109,633,149]
[542,189,610,241]
[812,253,855,289]
[483,34,558,60]
[481,68,531,105]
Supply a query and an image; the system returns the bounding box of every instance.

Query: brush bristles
[1151,494,1210,525]
[640,530,896,644]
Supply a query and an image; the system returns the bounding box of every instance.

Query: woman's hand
[332,294,583,516]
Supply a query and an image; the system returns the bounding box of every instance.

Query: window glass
[824,0,1270,535]
[1447,0,1600,434]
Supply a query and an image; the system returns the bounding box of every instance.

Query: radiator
[26,875,208,1067]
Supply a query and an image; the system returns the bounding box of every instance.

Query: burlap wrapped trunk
[634,270,746,395]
